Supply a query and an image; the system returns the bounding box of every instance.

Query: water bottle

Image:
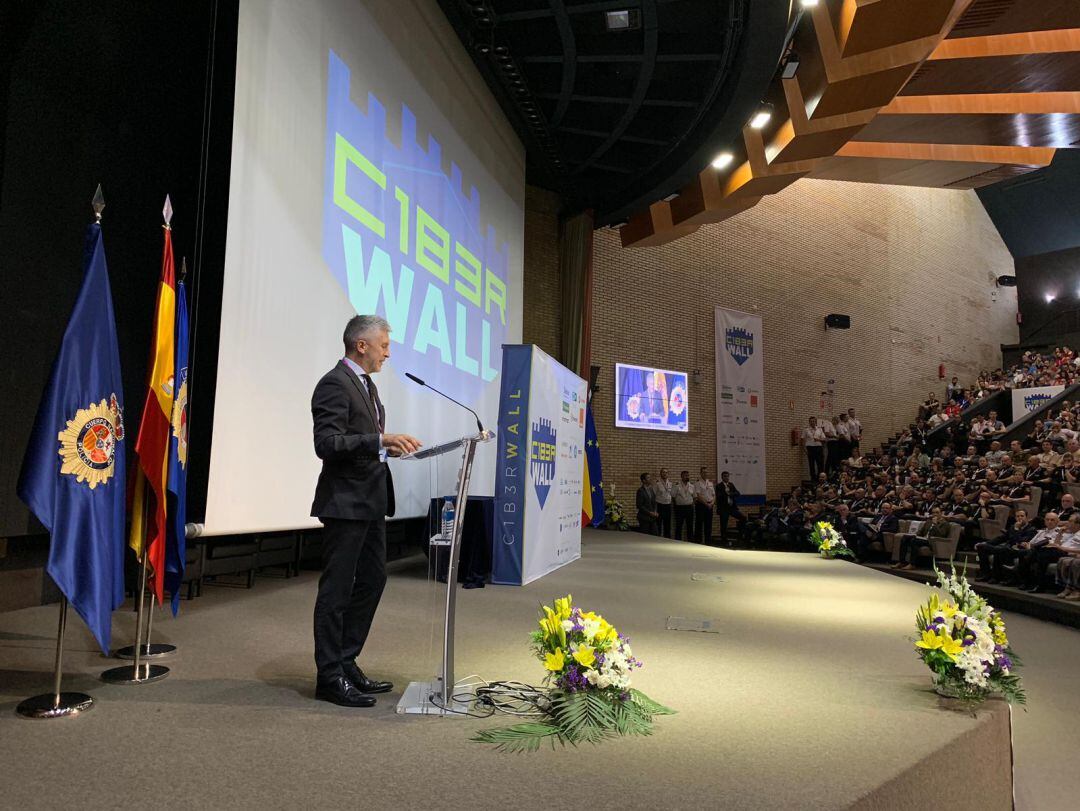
[441,497,455,539]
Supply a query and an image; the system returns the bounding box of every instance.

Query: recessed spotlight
[800,0,820,7]
[605,10,640,31]
[749,104,773,130]
[711,152,734,169]
[1046,293,1057,303]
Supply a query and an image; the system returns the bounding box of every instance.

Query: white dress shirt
[653,478,673,505]
[693,479,715,506]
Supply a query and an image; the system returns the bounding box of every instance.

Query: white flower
[561,619,574,632]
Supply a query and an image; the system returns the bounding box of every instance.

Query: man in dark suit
[310,315,420,708]
[636,472,659,535]
[715,470,747,546]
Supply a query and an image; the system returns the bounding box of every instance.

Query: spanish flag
[130,209,176,604]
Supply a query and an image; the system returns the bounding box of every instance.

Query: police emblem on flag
[57,394,125,489]
[172,367,189,466]
[725,326,754,366]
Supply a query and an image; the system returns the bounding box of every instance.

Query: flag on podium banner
[165,272,190,614]
[16,218,126,655]
[581,398,605,528]
[130,201,176,605]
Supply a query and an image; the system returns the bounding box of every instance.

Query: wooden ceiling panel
[830,0,956,58]
[946,0,1080,40]
[902,53,1080,95]
[854,112,1080,147]
[808,154,1015,186]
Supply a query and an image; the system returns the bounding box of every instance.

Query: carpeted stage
[2,529,1078,809]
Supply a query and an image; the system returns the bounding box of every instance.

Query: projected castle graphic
[321,50,511,403]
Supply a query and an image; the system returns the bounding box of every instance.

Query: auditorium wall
[524,179,1019,505]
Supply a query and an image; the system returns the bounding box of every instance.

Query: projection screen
[203,0,525,535]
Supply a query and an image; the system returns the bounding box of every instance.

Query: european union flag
[581,399,605,528]
[165,277,190,614]
[17,222,126,654]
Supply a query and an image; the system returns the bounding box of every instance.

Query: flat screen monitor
[614,363,689,432]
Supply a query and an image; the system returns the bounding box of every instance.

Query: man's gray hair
[343,314,391,350]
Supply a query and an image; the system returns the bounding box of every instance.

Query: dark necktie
[362,374,384,431]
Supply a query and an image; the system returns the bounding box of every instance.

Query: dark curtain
[558,209,595,378]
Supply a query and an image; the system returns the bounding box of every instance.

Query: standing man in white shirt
[802,417,826,480]
[835,415,852,468]
[821,416,839,475]
[653,467,674,538]
[846,408,862,453]
[693,467,715,544]
[672,470,696,542]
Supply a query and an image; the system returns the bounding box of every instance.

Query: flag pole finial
[180,257,188,280]
[162,195,173,229]
[92,184,105,223]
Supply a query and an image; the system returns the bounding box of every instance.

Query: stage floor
[1,530,1077,809]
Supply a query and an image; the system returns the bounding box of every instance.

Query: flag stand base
[100,664,169,684]
[114,643,176,660]
[16,692,94,719]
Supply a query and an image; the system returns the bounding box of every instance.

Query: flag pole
[17,597,95,718]
[101,480,169,684]
[114,554,175,659]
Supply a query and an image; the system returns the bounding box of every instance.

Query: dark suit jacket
[310,360,395,520]
[715,481,740,511]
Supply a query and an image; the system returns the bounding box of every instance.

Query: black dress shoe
[315,676,377,708]
[342,662,393,694]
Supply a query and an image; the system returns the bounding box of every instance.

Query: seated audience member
[984,410,1005,439]
[1015,511,1063,592]
[847,448,865,469]
[1034,440,1063,469]
[893,507,952,571]
[1007,440,1028,465]
[636,473,659,536]
[976,508,1036,583]
[986,441,1006,465]
[1025,513,1080,593]
[996,454,1017,483]
[858,502,898,562]
[671,470,695,542]
[920,392,941,421]
[1022,455,1054,491]
[1055,550,1080,600]
[1058,492,1078,521]
[928,408,948,428]
[832,503,862,550]
[1049,421,1076,449]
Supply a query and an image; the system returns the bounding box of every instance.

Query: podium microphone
[405,372,485,433]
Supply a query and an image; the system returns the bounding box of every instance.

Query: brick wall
[523,178,1019,506]
[522,185,562,358]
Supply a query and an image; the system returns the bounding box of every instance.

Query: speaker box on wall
[825,314,851,329]
[996,275,1017,287]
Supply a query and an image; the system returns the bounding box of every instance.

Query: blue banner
[492,345,532,585]
[165,278,190,614]
[17,223,126,654]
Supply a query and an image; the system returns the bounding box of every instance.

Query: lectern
[396,429,494,715]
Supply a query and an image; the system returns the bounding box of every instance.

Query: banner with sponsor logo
[1011,385,1065,417]
[715,307,766,505]
[494,345,586,585]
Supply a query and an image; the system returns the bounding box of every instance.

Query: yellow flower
[915,629,963,661]
[544,648,565,672]
[554,595,573,621]
[939,634,964,659]
[572,645,596,668]
[915,629,945,652]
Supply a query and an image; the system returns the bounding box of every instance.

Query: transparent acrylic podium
[395,429,494,716]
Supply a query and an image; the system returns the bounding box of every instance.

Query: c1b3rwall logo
[530,418,557,509]
[321,50,510,404]
[725,326,753,366]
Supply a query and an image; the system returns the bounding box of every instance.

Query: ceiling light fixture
[781,51,800,80]
[662,192,679,202]
[749,104,773,130]
[604,10,640,31]
[711,152,734,169]
[800,0,820,8]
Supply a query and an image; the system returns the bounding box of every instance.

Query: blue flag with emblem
[17,222,126,655]
[165,276,190,614]
[581,397,605,528]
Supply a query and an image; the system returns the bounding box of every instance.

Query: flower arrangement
[604,492,629,531]
[914,567,1025,705]
[473,595,673,752]
[809,521,853,558]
